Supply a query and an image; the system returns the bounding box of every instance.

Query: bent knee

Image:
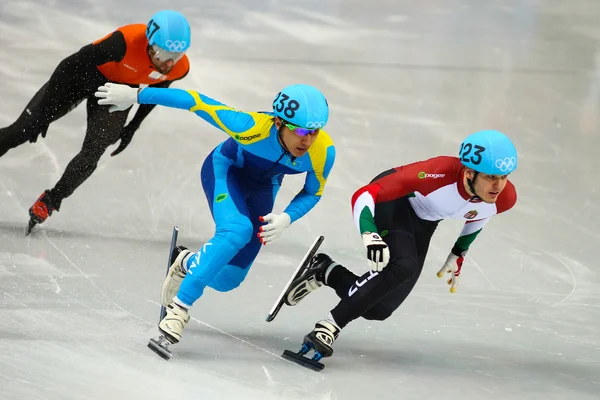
[362,305,394,321]
[209,266,249,292]
[216,218,253,249]
[387,255,420,283]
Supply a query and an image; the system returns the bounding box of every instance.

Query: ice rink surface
[1,0,599,399]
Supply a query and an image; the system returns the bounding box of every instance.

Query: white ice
[1,0,599,399]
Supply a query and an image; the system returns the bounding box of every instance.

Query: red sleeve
[495,180,517,214]
[353,156,463,205]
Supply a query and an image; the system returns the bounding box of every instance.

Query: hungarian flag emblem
[464,210,478,219]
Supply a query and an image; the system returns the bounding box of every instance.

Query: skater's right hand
[362,232,389,272]
[95,82,139,113]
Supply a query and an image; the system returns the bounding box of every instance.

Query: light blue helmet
[146,10,191,54]
[459,130,518,175]
[272,84,329,129]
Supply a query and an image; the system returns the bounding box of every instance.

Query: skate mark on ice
[43,233,154,326]
[48,274,61,293]
[38,141,61,180]
[467,255,496,290]
[548,252,577,307]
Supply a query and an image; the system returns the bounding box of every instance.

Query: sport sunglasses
[284,122,319,136]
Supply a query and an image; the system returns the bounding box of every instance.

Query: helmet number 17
[147,19,161,40]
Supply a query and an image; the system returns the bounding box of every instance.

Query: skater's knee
[387,255,420,284]
[216,217,253,249]
[209,265,250,292]
[362,304,394,321]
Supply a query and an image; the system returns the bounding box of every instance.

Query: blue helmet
[272,84,329,129]
[146,10,191,54]
[459,130,518,175]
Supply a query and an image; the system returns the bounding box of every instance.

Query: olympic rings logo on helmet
[305,121,326,129]
[495,157,516,172]
[165,40,187,52]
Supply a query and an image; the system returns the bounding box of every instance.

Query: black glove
[111,124,138,156]
[26,120,50,143]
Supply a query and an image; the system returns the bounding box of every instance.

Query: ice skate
[148,302,190,360]
[161,246,192,307]
[159,302,190,344]
[265,236,324,322]
[282,320,340,371]
[26,190,58,234]
[284,253,336,306]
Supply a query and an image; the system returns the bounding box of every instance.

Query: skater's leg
[208,178,278,292]
[174,150,254,307]
[0,82,86,157]
[298,198,437,357]
[328,197,437,328]
[27,98,127,228]
[47,98,128,207]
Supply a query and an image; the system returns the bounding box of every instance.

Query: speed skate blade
[159,226,179,323]
[266,235,324,322]
[281,350,325,372]
[148,337,173,360]
[25,219,36,236]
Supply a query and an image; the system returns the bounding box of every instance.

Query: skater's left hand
[258,213,291,244]
[436,252,464,293]
[95,82,139,112]
[111,124,138,156]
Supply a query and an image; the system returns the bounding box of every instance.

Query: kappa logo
[236,133,261,141]
[464,210,479,219]
[348,270,379,297]
[418,171,446,179]
[188,242,213,275]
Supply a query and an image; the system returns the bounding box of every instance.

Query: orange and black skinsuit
[0,24,189,221]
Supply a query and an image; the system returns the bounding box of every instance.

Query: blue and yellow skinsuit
[137,88,336,306]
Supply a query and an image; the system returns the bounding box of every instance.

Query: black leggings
[328,196,438,329]
[0,81,129,208]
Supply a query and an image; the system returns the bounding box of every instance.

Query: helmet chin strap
[276,120,296,161]
[466,171,482,201]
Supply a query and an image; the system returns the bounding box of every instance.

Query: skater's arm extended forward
[451,180,517,255]
[136,88,272,139]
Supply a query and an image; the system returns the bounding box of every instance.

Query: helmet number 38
[459,143,486,165]
[273,92,300,119]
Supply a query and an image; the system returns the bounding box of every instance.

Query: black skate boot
[282,320,341,371]
[26,190,58,234]
[284,253,336,306]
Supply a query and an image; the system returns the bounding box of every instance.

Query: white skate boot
[285,253,337,306]
[161,246,192,307]
[303,320,341,358]
[158,302,190,344]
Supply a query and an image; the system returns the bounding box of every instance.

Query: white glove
[258,213,291,244]
[95,82,139,113]
[436,253,464,293]
[362,232,389,272]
